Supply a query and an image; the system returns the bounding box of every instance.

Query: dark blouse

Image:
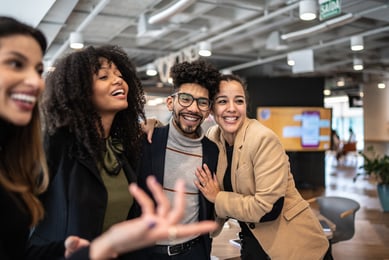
[223,143,234,192]
[0,186,31,260]
[0,120,29,259]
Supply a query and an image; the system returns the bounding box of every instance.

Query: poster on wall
[257,107,332,151]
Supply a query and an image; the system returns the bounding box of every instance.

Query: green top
[99,137,133,232]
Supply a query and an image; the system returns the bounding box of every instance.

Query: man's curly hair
[41,45,146,167]
[170,59,221,100]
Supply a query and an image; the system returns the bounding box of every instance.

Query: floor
[211,152,389,260]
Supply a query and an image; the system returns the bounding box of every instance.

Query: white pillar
[363,79,389,155]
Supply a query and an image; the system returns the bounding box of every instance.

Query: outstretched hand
[70,176,217,259]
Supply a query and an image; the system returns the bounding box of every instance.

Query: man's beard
[172,110,203,135]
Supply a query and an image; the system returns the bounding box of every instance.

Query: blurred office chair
[309,196,360,244]
[337,142,358,166]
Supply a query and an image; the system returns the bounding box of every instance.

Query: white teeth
[11,93,36,104]
[224,117,237,122]
[111,89,125,96]
[183,115,199,121]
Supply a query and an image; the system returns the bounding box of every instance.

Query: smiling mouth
[183,115,200,122]
[11,93,37,104]
[111,89,125,96]
[223,116,238,122]
[180,112,202,122]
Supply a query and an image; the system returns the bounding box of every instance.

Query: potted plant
[357,146,389,212]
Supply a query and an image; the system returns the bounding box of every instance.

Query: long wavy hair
[41,45,146,167]
[0,16,49,226]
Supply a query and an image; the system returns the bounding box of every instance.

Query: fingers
[65,235,78,248]
[149,221,217,243]
[129,180,154,216]
[202,163,211,175]
[168,179,185,224]
[140,118,157,143]
[64,236,90,258]
[64,236,79,258]
[201,164,212,180]
[212,173,219,185]
[147,129,153,144]
[193,179,203,190]
[146,176,170,217]
[195,164,213,187]
[146,118,157,143]
[173,221,218,238]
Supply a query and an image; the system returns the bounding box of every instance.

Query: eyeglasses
[171,92,211,111]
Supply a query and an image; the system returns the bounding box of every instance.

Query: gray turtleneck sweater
[158,119,204,245]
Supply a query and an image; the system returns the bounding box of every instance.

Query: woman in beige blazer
[195,74,331,260]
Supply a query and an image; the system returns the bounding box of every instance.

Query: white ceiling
[2,0,389,96]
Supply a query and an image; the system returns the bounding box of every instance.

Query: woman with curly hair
[29,45,147,256]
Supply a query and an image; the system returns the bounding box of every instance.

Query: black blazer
[133,125,219,259]
[29,128,137,259]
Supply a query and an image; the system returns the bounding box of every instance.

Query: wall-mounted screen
[257,107,332,151]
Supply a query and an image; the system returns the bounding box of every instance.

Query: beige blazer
[207,118,329,260]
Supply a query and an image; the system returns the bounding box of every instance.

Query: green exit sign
[319,0,341,21]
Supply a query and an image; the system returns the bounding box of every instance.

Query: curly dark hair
[41,45,146,167]
[170,59,221,100]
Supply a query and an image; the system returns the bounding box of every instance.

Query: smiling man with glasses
[168,91,212,137]
[171,92,211,112]
[132,59,221,260]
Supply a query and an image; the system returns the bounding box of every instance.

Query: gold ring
[168,226,177,240]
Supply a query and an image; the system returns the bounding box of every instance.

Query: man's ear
[166,96,174,111]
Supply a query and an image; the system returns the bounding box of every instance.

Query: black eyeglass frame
[171,92,211,111]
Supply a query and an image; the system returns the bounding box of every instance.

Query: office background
[3,0,388,182]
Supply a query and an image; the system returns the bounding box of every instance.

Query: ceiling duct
[49,0,111,63]
[282,4,389,41]
[137,13,165,37]
[148,0,196,24]
[281,13,354,41]
[266,31,288,50]
[224,25,389,73]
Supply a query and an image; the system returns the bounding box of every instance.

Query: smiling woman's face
[0,34,44,126]
[212,79,246,145]
[91,58,129,118]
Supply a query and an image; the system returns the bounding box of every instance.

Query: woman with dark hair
[195,74,332,260]
[29,44,148,255]
[0,15,50,259]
